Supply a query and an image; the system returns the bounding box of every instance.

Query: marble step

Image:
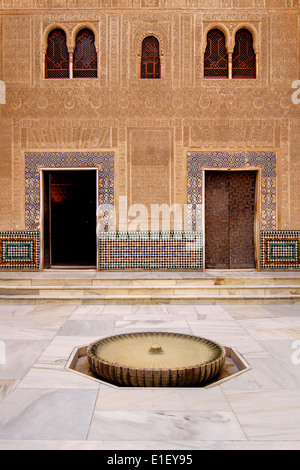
[0,273,300,303]
[0,283,300,303]
[1,276,300,287]
[1,284,300,296]
[0,293,299,304]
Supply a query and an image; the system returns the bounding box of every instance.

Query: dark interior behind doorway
[43,170,97,268]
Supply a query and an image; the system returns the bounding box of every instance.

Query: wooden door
[205,171,256,269]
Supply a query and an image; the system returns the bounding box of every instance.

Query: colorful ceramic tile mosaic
[187,151,277,231]
[25,152,114,230]
[98,231,203,270]
[0,231,40,270]
[261,231,300,269]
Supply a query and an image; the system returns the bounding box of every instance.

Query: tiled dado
[187,151,277,231]
[0,231,40,270]
[1,230,300,271]
[261,231,300,270]
[25,152,114,231]
[98,231,203,270]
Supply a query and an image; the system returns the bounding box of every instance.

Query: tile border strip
[0,231,40,270]
[1,230,300,271]
[260,231,300,270]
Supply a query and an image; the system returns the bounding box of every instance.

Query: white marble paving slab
[68,305,105,319]
[263,304,300,317]
[0,327,56,340]
[194,305,234,320]
[37,336,98,363]
[0,339,51,380]
[1,438,300,450]
[0,439,227,450]
[0,380,19,402]
[88,410,247,441]
[0,388,98,440]
[0,304,75,330]
[222,304,273,320]
[166,305,198,315]
[57,319,116,337]
[95,386,231,411]
[188,320,268,355]
[258,340,300,381]
[238,317,300,340]
[224,390,300,440]
[0,305,36,317]
[221,356,300,390]
[19,366,100,390]
[113,320,191,334]
[132,305,170,316]
[101,305,134,316]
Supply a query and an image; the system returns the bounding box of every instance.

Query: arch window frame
[73,27,98,79]
[232,28,256,79]
[203,28,229,79]
[45,27,70,79]
[141,35,161,79]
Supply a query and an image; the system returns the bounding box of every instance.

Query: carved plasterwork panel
[130,18,172,81]
[2,16,33,84]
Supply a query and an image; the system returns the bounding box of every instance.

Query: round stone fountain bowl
[87,332,226,387]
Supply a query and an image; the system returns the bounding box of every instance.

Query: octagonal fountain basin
[87,332,226,387]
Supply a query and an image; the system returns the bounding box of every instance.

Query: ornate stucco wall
[0,0,299,238]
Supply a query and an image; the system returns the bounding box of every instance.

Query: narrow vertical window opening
[232,29,256,79]
[73,28,98,78]
[141,36,160,79]
[204,29,228,78]
[45,29,69,79]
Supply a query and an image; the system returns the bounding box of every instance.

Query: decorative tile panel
[187,151,277,231]
[25,152,114,230]
[0,231,40,270]
[98,231,202,270]
[261,231,300,270]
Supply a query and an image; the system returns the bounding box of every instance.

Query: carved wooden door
[205,171,256,269]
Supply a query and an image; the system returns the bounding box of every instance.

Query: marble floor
[1,299,300,450]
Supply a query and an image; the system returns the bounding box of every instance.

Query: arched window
[232,29,256,79]
[141,36,160,79]
[73,28,97,78]
[204,29,228,78]
[45,29,69,79]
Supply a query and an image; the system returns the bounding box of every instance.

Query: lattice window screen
[204,29,228,78]
[45,29,69,79]
[141,36,160,79]
[232,29,256,79]
[73,29,97,78]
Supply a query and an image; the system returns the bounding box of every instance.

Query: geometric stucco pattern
[187,151,277,232]
[25,152,114,231]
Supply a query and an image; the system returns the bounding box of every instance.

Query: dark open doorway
[43,170,97,268]
[205,170,257,269]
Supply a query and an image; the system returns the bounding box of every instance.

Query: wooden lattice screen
[73,29,97,78]
[45,29,69,79]
[141,36,160,79]
[232,29,256,79]
[204,29,228,78]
